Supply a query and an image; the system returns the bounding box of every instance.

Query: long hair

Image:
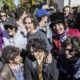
[63,36,80,56]
[23,14,38,29]
[26,38,47,80]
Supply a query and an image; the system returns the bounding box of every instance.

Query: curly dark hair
[2,46,21,63]
[26,38,47,56]
[63,36,80,54]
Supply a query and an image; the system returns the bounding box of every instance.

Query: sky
[64,0,80,7]
[14,0,20,7]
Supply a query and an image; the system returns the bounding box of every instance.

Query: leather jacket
[0,64,16,80]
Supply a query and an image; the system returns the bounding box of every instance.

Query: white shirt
[3,30,27,50]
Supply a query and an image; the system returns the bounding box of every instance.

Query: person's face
[64,7,70,16]
[49,6,57,13]
[24,17,34,33]
[64,45,76,59]
[14,54,22,64]
[42,15,48,22]
[20,11,27,21]
[53,23,65,35]
[31,47,45,60]
[0,12,7,21]
[5,25,16,37]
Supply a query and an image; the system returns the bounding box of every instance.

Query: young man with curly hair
[0,46,25,80]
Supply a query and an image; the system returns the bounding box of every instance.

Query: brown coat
[0,64,16,80]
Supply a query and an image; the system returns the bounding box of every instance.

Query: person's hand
[46,53,52,63]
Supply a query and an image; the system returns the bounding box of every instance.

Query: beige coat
[0,64,16,80]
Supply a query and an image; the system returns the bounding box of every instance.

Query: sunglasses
[4,25,14,30]
[1,15,6,17]
[65,49,73,53]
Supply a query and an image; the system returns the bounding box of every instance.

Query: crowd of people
[0,2,80,80]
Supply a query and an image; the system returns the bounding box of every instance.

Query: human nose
[55,24,59,29]
[65,50,69,55]
[25,23,30,27]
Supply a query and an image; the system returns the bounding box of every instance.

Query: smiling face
[4,25,16,37]
[7,28,15,37]
[64,45,76,59]
[9,53,22,65]
[0,12,7,21]
[63,36,80,60]
[24,17,35,33]
[52,23,65,35]
[13,54,22,64]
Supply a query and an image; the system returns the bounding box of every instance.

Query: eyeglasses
[64,48,77,56]
[4,25,14,30]
[1,15,6,17]
[65,49,73,53]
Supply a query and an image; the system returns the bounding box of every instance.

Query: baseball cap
[4,17,16,28]
[36,9,49,18]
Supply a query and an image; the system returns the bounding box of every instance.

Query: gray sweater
[27,30,52,53]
